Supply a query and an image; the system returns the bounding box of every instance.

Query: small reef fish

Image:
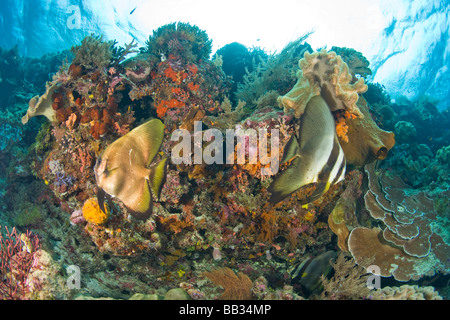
[129,7,137,15]
[94,119,167,220]
[290,250,337,296]
[268,95,346,204]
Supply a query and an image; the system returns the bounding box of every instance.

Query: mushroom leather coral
[278,49,367,119]
[22,83,58,124]
[338,97,395,166]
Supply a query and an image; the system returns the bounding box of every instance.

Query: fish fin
[298,182,329,204]
[129,119,165,167]
[149,157,168,200]
[122,178,153,220]
[268,157,307,203]
[97,188,108,213]
[268,95,346,204]
[280,134,300,164]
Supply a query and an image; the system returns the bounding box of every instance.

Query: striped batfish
[268,95,346,204]
[94,119,167,220]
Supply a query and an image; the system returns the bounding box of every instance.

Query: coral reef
[203,267,253,300]
[215,42,268,104]
[2,21,448,301]
[320,253,371,300]
[327,170,363,252]
[436,145,450,166]
[143,22,212,63]
[21,83,58,124]
[278,49,368,119]
[235,35,312,115]
[394,120,417,144]
[70,35,115,70]
[348,162,450,281]
[372,285,442,300]
[330,46,372,80]
[0,226,40,299]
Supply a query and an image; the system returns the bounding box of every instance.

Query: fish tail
[149,157,168,200]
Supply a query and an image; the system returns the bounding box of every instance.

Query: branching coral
[320,253,371,300]
[70,34,114,70]
[0,226,40,300]
[235,35,312,114]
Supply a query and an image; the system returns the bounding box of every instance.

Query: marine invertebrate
[278,49,367,119]
[235,34,312,112]
[82,197,110,225]
[327,169,362,252]
[0,226,40,300]
[21,83,59,124]
[203,267,253,300]
[371,285,443,300]
[330,46,372,80]
[337,97,395,166]
[71,35,114,70]
[144,22,212,63]
[70,209,85,225]
[394,120,417,144]
[436,145,450,165]
[348,162,450,281]
[0,123,22,151]
[320,252,371,300]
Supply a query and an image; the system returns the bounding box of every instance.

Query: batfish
[268,95,346,204]
[94,118,167,220]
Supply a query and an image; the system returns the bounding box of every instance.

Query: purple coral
[0,226,40,300]
[55,172,75,188]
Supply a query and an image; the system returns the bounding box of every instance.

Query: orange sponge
[82,198,109,225]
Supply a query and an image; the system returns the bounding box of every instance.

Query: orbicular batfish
[94,119,167,220]
[268,95,346,204]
